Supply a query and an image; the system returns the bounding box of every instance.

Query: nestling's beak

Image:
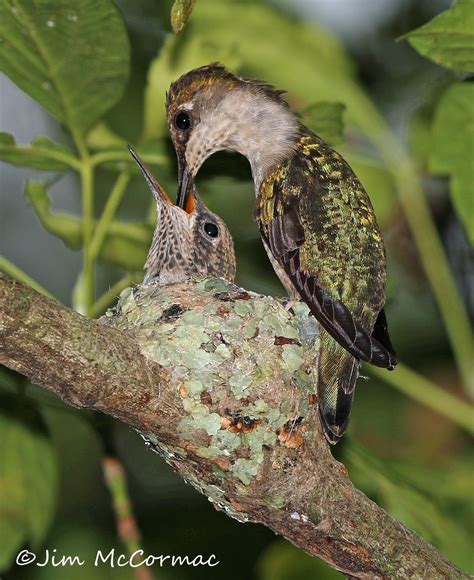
[128,145,173,205]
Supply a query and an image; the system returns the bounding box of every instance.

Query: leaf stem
[90,172,131,261]
[0,256,55,300]
[91,274,138,319]
[80,160,95,316]
[370,363,473,434]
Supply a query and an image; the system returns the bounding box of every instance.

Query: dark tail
[317,332,359,444]
[371,308,397,363]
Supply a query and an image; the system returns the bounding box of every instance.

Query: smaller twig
[370,362,473,434]
[0,255,55,299]
[102,456,154,580]
[79,160,96,315]
[89,172,131,261]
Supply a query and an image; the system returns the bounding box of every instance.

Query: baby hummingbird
[164,65,397,443]
[128,146,236,286]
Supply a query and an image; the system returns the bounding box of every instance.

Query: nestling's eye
[175,111,191,131]
[203,222,219,238]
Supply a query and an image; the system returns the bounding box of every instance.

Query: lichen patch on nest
[106,279,320,489]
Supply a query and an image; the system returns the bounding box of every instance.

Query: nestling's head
[165,64,299,207]
[129,146,236,286]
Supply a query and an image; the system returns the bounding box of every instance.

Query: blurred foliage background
[0,0,473,578]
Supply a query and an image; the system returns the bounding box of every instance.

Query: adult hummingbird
[128,146,236,285]
[164,65,397,443]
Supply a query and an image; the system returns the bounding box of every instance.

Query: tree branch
[0,273,467,579]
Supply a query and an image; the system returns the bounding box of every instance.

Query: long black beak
[177,164,193,210]
[128,145,172,205]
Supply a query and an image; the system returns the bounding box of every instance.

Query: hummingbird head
[166,64,299,208]
[129,146,236,286]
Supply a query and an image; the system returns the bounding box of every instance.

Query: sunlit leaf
[402,0,474,72]
[0,132,76,171]
[0,0,130,136]
[171,0,196,33]
[301,102,345,146]
[0,394,57,571]
[429,83,474,242]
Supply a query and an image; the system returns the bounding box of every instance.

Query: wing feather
[260,195,397,369]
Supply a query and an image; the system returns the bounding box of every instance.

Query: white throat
[187,89,299,190]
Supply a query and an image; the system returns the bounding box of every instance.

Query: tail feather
[371,308,397,363]
[317,332,359,444]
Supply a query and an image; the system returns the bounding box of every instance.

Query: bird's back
[258,127,386,334]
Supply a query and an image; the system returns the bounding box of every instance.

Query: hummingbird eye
[175,111,191,131]
[203,222,219,239]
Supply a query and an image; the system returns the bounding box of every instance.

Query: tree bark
[0,273,467,579]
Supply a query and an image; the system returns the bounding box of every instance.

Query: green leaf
[402,0,474,72]
[0,394,57,571]
[0,132,76,170]
[25,180,151,270]
[301,102,346,146]
[429,83,474,242]
[171,0,196,33]
[0,0,130,137]
[143,32,240,140]
[25,180,83,247]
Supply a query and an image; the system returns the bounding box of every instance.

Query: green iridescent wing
[257,132,397,369]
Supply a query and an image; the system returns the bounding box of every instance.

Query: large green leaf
[429,83,474,242]
[0,394,57,571]
[403,0,474,72]
[0,132,76,170]
[0,0,130,137]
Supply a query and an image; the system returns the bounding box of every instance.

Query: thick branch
[0,273,467,579]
